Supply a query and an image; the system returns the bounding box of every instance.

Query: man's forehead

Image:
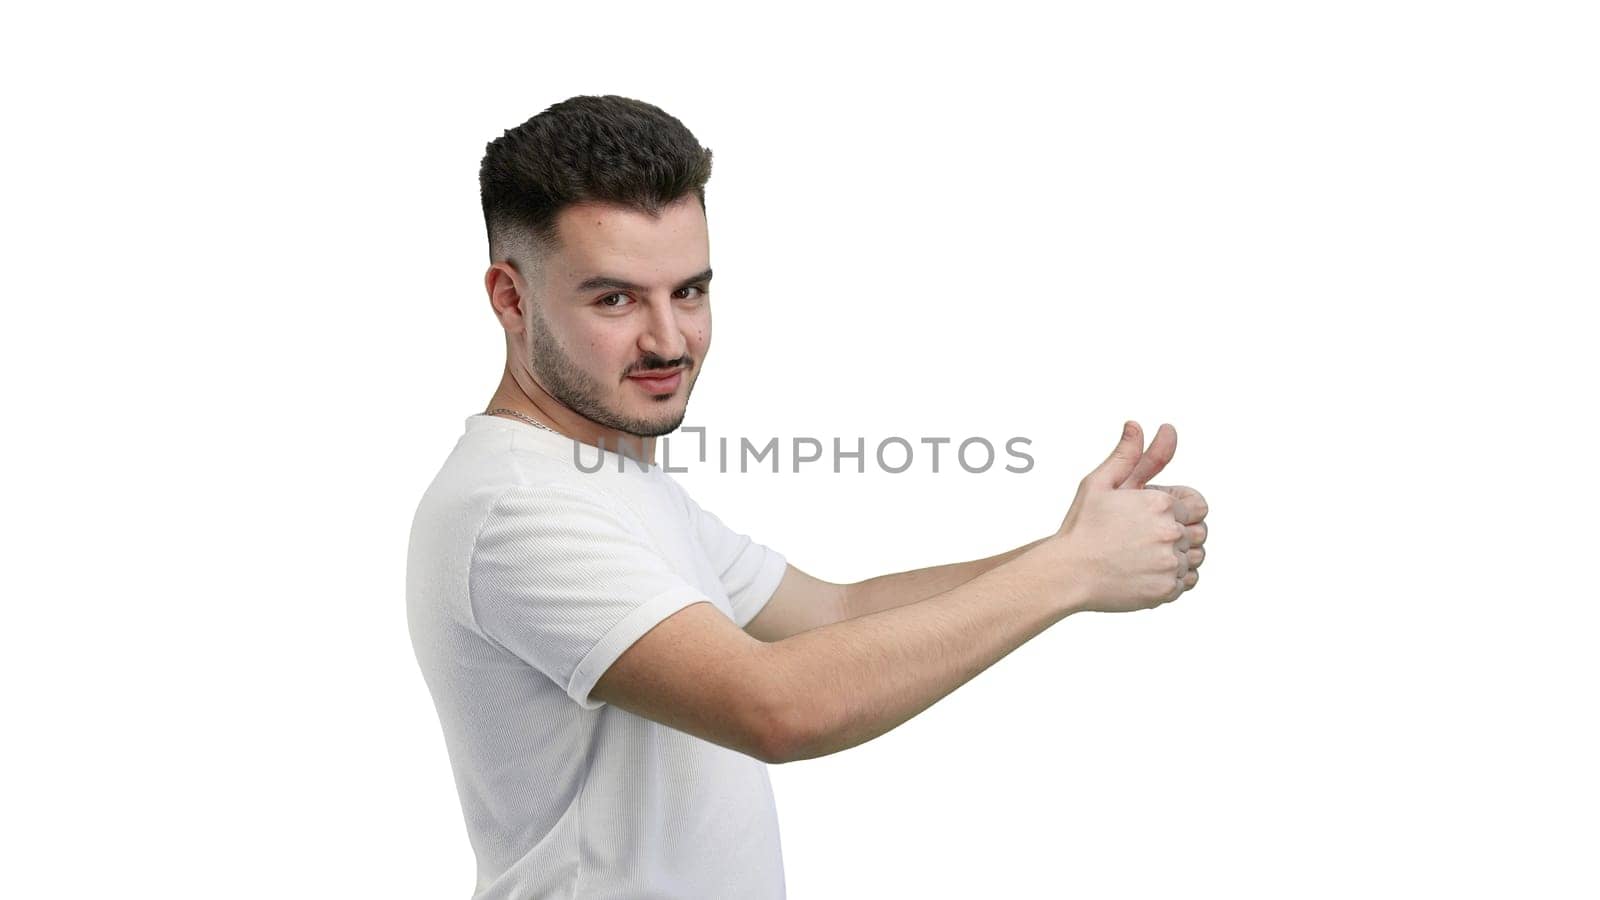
[549,199,709,291]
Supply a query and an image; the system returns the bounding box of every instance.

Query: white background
[4,2,1596,897]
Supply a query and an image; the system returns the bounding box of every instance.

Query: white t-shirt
[407,414,790,899]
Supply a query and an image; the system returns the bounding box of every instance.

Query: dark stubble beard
[524,297,689,439]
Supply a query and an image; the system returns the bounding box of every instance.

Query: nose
[638,295,688,361]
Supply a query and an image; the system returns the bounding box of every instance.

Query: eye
[675,285,708,301]
[597,292,632,308]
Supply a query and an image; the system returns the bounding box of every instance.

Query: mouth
[627,368,684,394]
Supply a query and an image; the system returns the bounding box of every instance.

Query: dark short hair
[479,95,714,265]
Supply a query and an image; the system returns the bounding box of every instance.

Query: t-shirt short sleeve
[468,483,709,710]
[681,494,788,629]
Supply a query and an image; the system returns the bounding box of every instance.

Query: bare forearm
[844,536,1048,620]
[759,539,1080,763]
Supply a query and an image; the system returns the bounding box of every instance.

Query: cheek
[577,323,625,354]
[692,312,711,350]
[572,334,626,377]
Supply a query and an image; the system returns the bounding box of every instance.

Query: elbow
[749,671,808,765]
[754,724,792,766]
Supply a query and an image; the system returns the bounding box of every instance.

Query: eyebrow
[574,267,713,293]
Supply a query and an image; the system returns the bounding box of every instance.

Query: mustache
[628,357,692,375]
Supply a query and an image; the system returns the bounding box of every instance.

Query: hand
[1053,421,1206,613]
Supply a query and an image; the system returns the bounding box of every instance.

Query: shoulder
[475,478,640,539]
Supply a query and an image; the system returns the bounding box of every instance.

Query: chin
[646,409,689,434]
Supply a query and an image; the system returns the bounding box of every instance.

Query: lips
[628,369,684,392]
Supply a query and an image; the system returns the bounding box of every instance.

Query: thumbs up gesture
[1054,421,1209,613]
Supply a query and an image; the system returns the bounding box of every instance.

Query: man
[407,94,1209,899]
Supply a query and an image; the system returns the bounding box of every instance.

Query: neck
[487,365,657,467]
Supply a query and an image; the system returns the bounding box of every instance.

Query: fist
[1055,421,1208,613]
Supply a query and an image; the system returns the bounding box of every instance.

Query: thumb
[1085,420,1144,490]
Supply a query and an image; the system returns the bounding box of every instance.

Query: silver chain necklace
[485,406,556,433]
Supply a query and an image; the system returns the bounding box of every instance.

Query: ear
[486,261,530,335]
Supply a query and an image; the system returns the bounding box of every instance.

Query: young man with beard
[407,94,1209,899]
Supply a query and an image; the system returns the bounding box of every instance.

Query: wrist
[1023,533,1093,620]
